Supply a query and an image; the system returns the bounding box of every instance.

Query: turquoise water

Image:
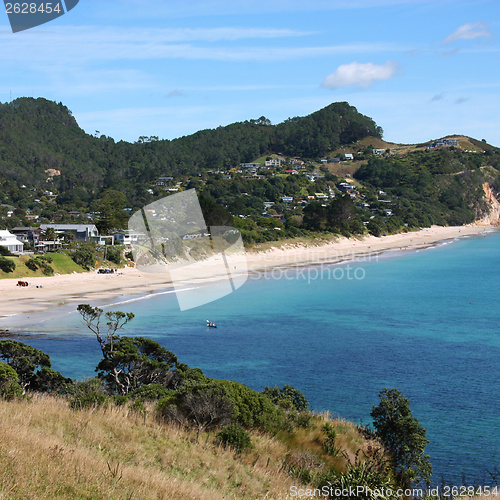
[13,231,500,484]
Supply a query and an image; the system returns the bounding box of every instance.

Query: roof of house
[40,224,98,232]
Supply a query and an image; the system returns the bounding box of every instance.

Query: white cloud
[443,22,492,44]
[321,61,399,90]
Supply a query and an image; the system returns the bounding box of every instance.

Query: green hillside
[1,97,500,246]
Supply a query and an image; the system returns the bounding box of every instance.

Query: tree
[77,304,179,395]
[95,189,128,234]
[0,340,70,394]
[0,361,23,399]
[370,388,432,487]
[42,227,57,244]
[71,244,95,269]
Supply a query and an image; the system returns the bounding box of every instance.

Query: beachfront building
[0,230,24,254]
[11,226,42,243]
[39,224,99,242]
[113,230,143,246]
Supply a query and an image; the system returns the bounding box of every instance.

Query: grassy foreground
[0,395,376,500]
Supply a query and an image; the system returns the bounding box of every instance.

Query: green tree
[95,189,128,234]
[370,388,432,487]
[71,244,95,269]
[0,361,23,399]
[0,340,70,394]
[77,304,179,395]
[261,384,309,412]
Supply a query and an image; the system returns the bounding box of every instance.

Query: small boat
[206,320,217,328]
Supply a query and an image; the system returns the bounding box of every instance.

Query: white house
[0,230,24,254]
[344,153,354,160]
[113,230,143,246]
[265,158,282,167]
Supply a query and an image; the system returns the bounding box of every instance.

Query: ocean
[11,230,500,485]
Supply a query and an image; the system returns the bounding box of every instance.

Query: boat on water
[206,320,217,328]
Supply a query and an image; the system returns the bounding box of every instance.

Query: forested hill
[0,97,381,205]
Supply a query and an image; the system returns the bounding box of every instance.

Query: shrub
[216,424,253,453]
[69,378,108,410]
[261,384,309,412]
[322,423,341,457]
[71,245,95,269]
[25,258,39,271]
[0,245,14,256]
[0,256,15,273]
[217,379,289,433]
[106,246,122,265]
[131,383,172,401]
[0,362,23,399]
[25,257,54,275]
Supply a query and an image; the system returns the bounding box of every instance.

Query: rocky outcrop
[478,182,500,225]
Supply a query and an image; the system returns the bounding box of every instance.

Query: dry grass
[0,396,378,499]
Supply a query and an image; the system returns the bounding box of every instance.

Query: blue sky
[1,0,499,145]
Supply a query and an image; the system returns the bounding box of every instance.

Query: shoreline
[0,224,495,329]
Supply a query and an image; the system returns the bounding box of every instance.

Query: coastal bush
[25,258,39,271]
[71,245,95,269]
[157,381,233,438]
[0,361,23,399]
[24,257,54,275]
[322,423,341,457]
[106,246,122,265]
[69,378,108,410]
[131,383,172,401]
[0,256,15,273]
[216,424,253,453]
[0,340,55,393]
[216,379,289,434]
[262,384,309,412]
[0,245,14,256]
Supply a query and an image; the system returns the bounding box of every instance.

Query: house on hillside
[265,158,282,167]
[373,149,386,155]
[113,230,143,246]
[39,224,99,242]
[344,153,354,160]
[0,230,24,254]
[11,227,42,244]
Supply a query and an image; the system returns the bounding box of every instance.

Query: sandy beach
[0,224,494,326]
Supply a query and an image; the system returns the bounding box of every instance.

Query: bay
[16,231,500,485]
